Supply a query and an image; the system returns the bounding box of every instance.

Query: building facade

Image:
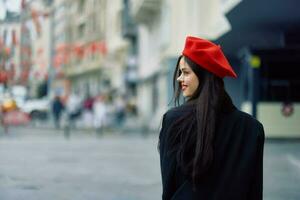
[62,0,104,97]
[25,0,51,98]
[129,0,241,130]
[50,0,130,107]
[0,11,21,87]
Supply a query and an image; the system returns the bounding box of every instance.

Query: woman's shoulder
[163,104,195,121]
[233,109,263,128]
[225,108,265,139]
[159,105,195,141]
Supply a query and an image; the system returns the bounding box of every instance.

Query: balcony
[130,0,162,24]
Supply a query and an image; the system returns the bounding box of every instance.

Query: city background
[0,0,299,199]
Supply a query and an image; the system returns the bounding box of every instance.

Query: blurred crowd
[0,85,138,134]
[51,92,137,133]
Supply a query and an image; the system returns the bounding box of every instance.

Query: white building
[104,0,130,94]
[27,0,51,98]
[57,0,129,100]
[129,0,242,130]
[51,0,70,98]
[0,11,21,86]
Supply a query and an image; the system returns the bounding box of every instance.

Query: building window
[93,0,97,7]
[91,13,97,32]
[78,23,86,39]
[78,0,85,12]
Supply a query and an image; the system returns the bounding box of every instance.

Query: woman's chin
[182,93,190,98]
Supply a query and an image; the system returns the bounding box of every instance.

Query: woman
[159,36,265,200]
[52,95,64,129]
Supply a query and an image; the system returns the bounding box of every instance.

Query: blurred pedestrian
[83,94,94,128]
[159,36,265,200]
[115,95,126,128]
[65,92,82,129]
[0,103,8,134]
[93,94,107,135]
[52,96,64,129]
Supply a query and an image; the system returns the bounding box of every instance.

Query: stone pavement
[0,127,300,200]
[25,115,155,135]
[0,127,161,200]
[263,139,300,200]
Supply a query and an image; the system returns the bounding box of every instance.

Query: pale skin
[177,57,200,98]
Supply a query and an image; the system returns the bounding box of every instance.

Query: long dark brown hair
[168,55,234,185]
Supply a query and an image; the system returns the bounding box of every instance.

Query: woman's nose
[177,74,182,82]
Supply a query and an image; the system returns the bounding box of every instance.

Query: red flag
[4,47,11,57]
[73,44,85,59]
[31,9,42,35]
[0,71,8,83]
[53,54,64,68]
[55,43,68,53]
[89,42,97,54]
[0,38,3,48]
[96,41,107,55]
[89,41,107,55]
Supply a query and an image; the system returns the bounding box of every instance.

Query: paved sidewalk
[24,115,156,135]
[1,127,300,200]
[0,128,162,200]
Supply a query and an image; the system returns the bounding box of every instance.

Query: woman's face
[176,57,200,98]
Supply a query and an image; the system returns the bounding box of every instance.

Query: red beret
[182,36,237,78]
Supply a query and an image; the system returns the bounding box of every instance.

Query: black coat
[52,99,64,116]
[159,104,265,200]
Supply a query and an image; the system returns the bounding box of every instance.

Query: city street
[0,126,299,200]
[1,0,300,199]
[0,127,162,200]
